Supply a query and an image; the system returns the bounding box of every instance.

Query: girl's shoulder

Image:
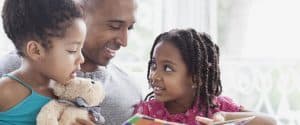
[0,77,17,100]
[0,77,15,111]
[133,99,163,115]
[214,96,244,112]
[0,77,30,112]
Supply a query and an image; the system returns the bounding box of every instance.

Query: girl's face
[39,18,87,84]
[149,41,196,105]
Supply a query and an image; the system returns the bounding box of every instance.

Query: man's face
[83,0,136,66]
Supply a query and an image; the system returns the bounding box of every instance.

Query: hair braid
[145,28,223,117]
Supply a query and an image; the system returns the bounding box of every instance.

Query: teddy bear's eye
[91,81,95,84]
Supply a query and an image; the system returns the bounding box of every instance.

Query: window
[218,0,300,124]
[117,0,300,124]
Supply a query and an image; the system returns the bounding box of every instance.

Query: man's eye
[109,23,121,30]
[110,26,120,30]
[128,25,134,30]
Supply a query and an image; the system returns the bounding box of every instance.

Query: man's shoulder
[0,51,21,76]
[108,62,144,94]
[107,63,129,75]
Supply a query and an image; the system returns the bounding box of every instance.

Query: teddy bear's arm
[36,100,68,125]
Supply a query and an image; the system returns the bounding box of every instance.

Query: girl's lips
[152,86,166,95]
[70,72,77,78]
[70,69,80,78]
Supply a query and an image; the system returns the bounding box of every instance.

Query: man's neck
[81,61,105,72]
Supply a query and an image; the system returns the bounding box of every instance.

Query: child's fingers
[212,112,225,122]
[73,118,95,125]
[195,116,214,125]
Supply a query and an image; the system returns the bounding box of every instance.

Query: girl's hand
[195,116,214,125]
[71,118,95,125]
[195,112,225,125]
[72,113,103,125]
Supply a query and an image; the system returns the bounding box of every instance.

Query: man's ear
[25,40,46,61]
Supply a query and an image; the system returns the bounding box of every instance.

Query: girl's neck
[13,64,51,88]
[165,97,195,114]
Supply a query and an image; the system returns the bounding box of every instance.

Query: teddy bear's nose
[91,81,95,84]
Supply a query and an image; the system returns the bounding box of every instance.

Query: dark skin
[73,0,137,124]
[81,0,136,71]
[149,41,196,114]
[75,0,275,125]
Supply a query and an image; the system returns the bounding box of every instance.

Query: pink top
[133,96,243,125]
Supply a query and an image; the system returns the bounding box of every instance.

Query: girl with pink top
[134,29,276,125]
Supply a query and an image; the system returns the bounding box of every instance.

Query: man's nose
[116,28,128,47]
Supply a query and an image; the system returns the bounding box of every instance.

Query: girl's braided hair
[145,28,222,116]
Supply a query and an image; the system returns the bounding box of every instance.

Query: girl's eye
[164,65,173,72]
[67,50,77,54]
[149,61,157,70]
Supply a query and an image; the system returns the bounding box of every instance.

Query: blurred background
[1,0,300,124]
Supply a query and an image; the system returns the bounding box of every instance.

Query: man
[0,0,142,125]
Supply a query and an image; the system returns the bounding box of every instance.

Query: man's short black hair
[2,0,83,56]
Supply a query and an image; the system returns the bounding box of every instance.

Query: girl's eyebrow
[107,20,136,25]
[161,60,176,65]
[151,58,176,65]
[66,41,82,45]
[108,20,123,24]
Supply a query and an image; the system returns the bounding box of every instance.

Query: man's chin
[81,56,112,71]
[98,57,112,66]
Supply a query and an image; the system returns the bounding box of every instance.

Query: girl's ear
[25,40,46,61]
[190,75,202,89]
[188,75,196,89]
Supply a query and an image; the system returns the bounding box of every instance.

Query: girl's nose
[151,72,162,82]
[78,51,85,64]
[154,76,162,81]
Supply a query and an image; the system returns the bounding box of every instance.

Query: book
[213,116,256,125]
[122,114,255,125]
[122,114,185,125]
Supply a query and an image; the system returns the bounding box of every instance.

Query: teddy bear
[36,77,105,125]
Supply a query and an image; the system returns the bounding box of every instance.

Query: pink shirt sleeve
[215,96,243,112]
